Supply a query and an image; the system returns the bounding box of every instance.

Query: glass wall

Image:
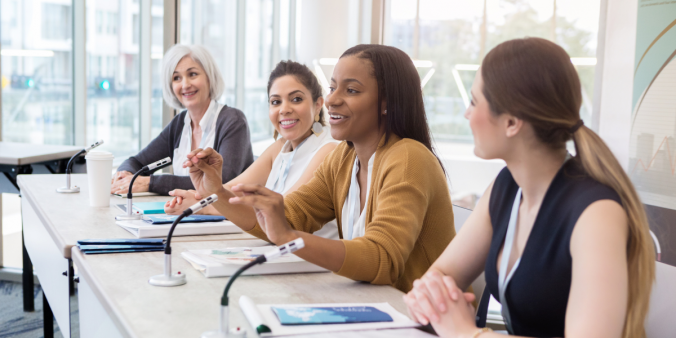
[86,0,141,162]
[1,0,73,145]
[151,1,164,138]
[384,0,601,143]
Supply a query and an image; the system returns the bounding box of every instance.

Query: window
[384,0,601,143]
[43,3,72,40]
[151,3,164,138]
[1,0,73,145]
[86,0,141,162]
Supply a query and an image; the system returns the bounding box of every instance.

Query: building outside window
[384,0,600,144]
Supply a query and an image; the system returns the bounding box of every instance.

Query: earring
[383,109,387,115]
[312,113,323,136]
[273,129,279,140]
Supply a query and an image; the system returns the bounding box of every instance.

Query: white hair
[161,44,225,110]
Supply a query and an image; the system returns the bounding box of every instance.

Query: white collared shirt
[341,153,375,240]
[173,100,224,176]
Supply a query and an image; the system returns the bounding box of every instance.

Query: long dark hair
[267,60,325,125]
[482,38,654,338]
[340,44,444,173]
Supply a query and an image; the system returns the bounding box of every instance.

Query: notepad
[239,299,419,337]
[181,246,327,277]
[271,306,393,325]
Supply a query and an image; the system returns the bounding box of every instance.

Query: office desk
[72,239,432,338]
[0,142,83,316]
[18,174,256,338]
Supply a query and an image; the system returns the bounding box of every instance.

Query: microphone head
[188,194,219,214]
[85,140,104,152]
[263,238,305,262]
[147,157,172,170]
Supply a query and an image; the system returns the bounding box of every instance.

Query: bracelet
[471,327,493,338]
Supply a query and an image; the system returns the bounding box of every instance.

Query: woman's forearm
[278,230,346,272]
[212,188,258,230]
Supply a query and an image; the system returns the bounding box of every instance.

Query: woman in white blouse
[165,60,339,239]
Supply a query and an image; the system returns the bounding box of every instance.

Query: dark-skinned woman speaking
[182,45,456,293]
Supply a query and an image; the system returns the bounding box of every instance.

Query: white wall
[597,0,638,170]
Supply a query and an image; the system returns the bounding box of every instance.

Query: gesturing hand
[165,189,202,215]
[229,183,296,244]
[183,147,225,198]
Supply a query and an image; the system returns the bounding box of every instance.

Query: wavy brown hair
[481,37,655,338]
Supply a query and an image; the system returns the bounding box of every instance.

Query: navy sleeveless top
[484,159,621,336]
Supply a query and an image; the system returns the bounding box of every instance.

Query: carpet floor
[0,281,79,338]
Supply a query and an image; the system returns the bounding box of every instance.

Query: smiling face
[172,56,211,112]
[465,69,512,159]
[325,55,383,144]
[268,75,322,144]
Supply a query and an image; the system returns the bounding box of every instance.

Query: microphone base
[56,186,80,193]
[115,214,143,221]
[148,273,186,287]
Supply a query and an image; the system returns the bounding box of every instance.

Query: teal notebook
[132,202,167,215]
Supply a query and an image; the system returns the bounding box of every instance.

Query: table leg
[22,230,35,312]
[43,292,54,338]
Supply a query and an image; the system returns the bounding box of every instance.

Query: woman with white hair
[111,44,254,195]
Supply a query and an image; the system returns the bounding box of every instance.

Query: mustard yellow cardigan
[247,134,455,292]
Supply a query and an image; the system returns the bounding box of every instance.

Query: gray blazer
[117,106,254,195]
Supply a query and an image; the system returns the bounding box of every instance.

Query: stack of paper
[116,219,242,238]
[181,246,328,277]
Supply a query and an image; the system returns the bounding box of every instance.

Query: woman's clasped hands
[183,147,299,245]
[403,270,479,338]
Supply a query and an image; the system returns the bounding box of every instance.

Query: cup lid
[85,150,114,160]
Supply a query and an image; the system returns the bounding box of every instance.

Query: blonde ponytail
[573,126,655,338]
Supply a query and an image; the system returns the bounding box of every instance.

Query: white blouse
[172,100,223,176]
[340,153,375,240]
[265,126,340,239]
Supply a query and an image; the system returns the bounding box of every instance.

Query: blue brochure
[132,202,168,215]
[77,238,165,246]
[143,215,227,224]
[271,306,393,325]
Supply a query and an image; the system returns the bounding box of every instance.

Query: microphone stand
[57,140,104,193]
[201,238,305,338]
[115,157,171,221]
[148,194,219,287]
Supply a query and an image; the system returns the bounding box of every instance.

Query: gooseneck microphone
[56,140,104,193]
[200,238,305,338]
[115,157,172,221]
[148,194,219,287]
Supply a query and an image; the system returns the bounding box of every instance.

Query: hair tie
[569,120,584,133]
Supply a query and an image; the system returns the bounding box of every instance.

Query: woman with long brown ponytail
[404,37,655,338]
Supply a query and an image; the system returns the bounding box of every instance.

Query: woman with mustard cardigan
[182,45,456,293]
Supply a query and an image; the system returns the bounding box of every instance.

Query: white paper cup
[85,151,114,207]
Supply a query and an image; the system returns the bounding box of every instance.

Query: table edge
[72,248,137,338]
[18,175,73,258]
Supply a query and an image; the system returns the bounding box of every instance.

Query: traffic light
[94,77,115,94]
[10,75,35,89]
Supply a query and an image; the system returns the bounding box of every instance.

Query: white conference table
[18,174,257,338]
[73,239,433,338]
